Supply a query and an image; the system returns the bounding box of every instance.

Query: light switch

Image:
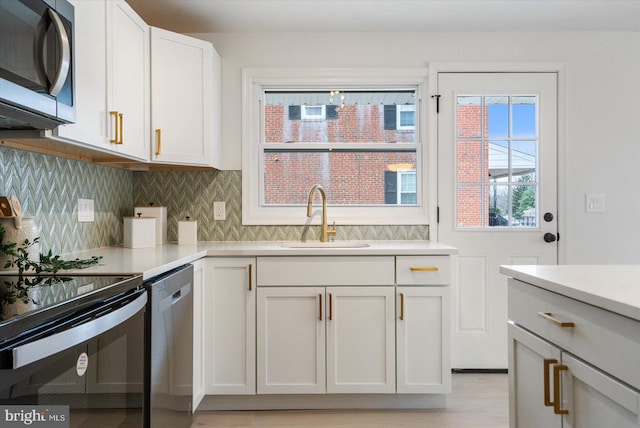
[585,194,605,213]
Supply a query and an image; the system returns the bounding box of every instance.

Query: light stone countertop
[500,264,640,323]
[60,240,458,280]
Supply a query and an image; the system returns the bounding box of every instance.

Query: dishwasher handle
[10,291,147,369]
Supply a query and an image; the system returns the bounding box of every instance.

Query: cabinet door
[508,323,562,428]
[563,354,640,428]
[396,286,450,393]
[257,287,326,394]
[107,0,150,160]
[326,287,395,393]
[204,258,256,395]
[56,1,110,149]
[192,259,205,410]
[150,27,217,166]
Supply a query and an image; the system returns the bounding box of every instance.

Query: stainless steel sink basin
[281,242,370,248]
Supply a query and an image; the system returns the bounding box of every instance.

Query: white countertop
[500,265,640,322]
[62,240,457,280]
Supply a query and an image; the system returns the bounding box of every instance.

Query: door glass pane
[487,96,509,138]
[512,182,537,227]
[455,95,539,229]
[487,185,509,227]
[456,140,483,183]
[456,185,483,228]
[512,97,537,138]
[456,96,482,138]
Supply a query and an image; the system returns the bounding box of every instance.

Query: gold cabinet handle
[109,111,119,144]
[118,113,124,144]
[553,364,569,415]
[543,359,558,407]
[156,128,162,155]
[399,292,405,320]
[319,294,323,321]
[410,267,439,272]
[248,264,252,291]
[329,293,333,321]
[537,312,575,328]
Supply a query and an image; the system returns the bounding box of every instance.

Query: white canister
[134,205,167,245]
[178,217,198,245]
[123,216,156,248]
[0,217,41,269]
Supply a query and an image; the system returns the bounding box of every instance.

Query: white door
[508,324,562,428]
[396,286,450,393]
[563,353,640,428]
[205,258,256,395]
[326,287,395,394]
[438,72,558,368]
[257,287,326,394]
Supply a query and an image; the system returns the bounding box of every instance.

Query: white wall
[196,31,640,264]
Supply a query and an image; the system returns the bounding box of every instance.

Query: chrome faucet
[307,185,337,243]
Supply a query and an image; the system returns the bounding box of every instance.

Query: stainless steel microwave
[0,0,75,130]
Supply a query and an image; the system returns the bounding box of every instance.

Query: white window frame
[301,105,326,120]
[241,68,430,226]
[396,105,416,130]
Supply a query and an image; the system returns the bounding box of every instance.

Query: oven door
[0,0,75,126]
[0,288,147,427]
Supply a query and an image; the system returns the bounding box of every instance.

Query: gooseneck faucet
[307,185,337,243]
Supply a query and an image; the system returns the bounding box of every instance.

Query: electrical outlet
[78,198,95,222]
[586,193,605,213]
[213,201,226,220]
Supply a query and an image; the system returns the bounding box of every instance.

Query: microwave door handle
[47,8,71,97]
[11,291,147,370]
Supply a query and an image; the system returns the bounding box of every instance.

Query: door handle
[544,233,558,243]
[11,292,147,369]
[543,359,558,406]
[553,364,569,415]
[47,8,71,97]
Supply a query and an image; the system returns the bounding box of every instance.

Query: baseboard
[196,393,448,411]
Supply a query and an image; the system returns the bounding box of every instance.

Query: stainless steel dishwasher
[144,264,193,428]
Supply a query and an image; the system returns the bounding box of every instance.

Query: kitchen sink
[281,242,370,248]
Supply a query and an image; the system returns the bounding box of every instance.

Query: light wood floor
[192,373,509,427]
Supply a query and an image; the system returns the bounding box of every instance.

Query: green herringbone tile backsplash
[132,170,429,242]
[0,146,427,254]
[0,146,132,254]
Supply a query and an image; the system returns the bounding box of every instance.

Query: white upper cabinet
[150,27,220,167]
[56,0,150,161]
[107,1,150,160]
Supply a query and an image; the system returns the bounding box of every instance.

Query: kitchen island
[501,265,640,427]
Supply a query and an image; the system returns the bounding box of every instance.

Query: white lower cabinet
[257,286,395,394]
[204,258,256,395]
[257,287,326,394]
[204,254,452,404]
[396,286,450,393]
[326,287,396,393]
[510,323,640,427]
[508,277,640,428]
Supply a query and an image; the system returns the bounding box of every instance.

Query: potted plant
[0,224,102,319]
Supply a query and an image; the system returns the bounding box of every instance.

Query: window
[301,105,326,120]
[397,105,416,130]
[242,68,429,225]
